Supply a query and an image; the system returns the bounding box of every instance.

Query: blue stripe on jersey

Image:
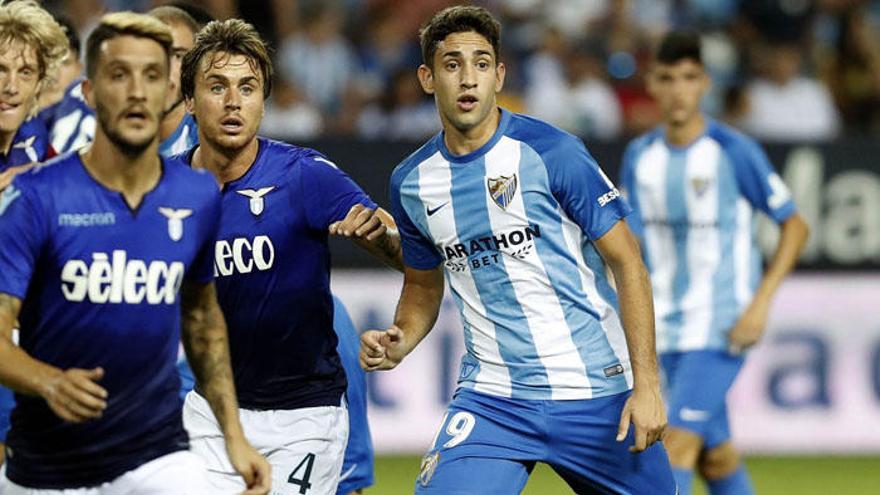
[518,144,619,391]
[449,156,551,398]
[666,150,689,349]
[710,153,740,349]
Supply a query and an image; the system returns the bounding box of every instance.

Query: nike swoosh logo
[679,407,711,422]
[426,202,449,217]
[339,463,358,481]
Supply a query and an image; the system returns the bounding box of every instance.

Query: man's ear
[82,78,94,108]
[417,64,435,95]
[494,62,506,93]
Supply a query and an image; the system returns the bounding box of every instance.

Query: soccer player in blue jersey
[0,0,68,466]
[332,296,375,495]
[0,12,270,492]
[361,6,675,494]
[620,32,810,495]
[177,19,401,494]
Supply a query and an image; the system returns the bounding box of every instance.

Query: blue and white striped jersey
[391,109,633,401]
[621,119,796,354]
[159,113,198,158]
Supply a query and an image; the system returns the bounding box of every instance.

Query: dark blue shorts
[415,388,676,495]
[0,385,13,443]
[660,350,745,449]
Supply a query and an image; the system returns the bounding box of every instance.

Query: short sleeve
[618,141,644,239]
[729,137,796,224]
[186,181,222,284]
[299,153,377,231]
[546,138,631,240]
[0,179,48,298]
[389,168,443,270]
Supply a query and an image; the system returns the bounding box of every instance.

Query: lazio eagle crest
[486,174,518,210]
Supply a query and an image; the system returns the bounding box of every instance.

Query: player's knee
[698,442,740,480]
[662,427,703,468]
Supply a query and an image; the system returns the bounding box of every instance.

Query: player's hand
[329,204,387,241]
[360,326,408,371]
[0,163,34,191]
[616,383,667,453]
[226,436,271,495]
[728,298,770,354]
[43,367,108,423]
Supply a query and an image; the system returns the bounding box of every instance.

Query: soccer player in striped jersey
[361,6,675,494]
[0,12,270,492]
[620,32,809,495]
[0,0,68,466]
[176,19,401,494]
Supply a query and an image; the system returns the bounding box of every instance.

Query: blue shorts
[0,385,13,443]
[660,350,744,449]
[415,388,675,495]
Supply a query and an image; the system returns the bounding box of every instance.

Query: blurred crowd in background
[39,0,880,142]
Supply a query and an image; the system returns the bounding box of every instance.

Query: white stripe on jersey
[678,138,721,350]
[417,151,514,397]
[483,137,591,399]
[734,198,754,308]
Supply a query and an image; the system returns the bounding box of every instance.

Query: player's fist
[616,383,667,453]
[43,367,108,423]
[728,298,769,353]
[329,204,387,241]
[360,326,407,371]
[226,436,271,495]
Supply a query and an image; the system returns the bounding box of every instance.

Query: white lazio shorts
[0,450,212,494]
[182,391,348,495]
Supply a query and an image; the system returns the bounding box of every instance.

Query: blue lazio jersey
[177,138,376,410]
[39,79,96,154]
[159,112,198,157]
[391,109,633,401]
[0,117,52,173]
[621,119,796,354]
[0,153,220,488]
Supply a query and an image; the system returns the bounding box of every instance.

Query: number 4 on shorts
[288,453,316,494]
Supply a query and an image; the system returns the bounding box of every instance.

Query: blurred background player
[620,31,810,495]
[0,0,68,466]
[361,6,674,494]
[0,11,269,492]
[332,296,375,495]
[177,18,400,494]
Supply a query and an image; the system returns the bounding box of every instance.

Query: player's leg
[545,390,677,495]
[698,408,754,495]
[108,450,213,494]
[262,404,349,495]
[662,350,744,495]
[414,389,541,495]
[182,390,250,492]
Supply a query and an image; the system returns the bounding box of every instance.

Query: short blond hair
[85,12,173,78]
[0,0,69,115]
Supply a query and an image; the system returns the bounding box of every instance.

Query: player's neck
[80,132,162,210]
[159,104,187,142]
[442,107,501,156]
[193,137,259,185]
[0,129,13,156]
[665,113,706,148]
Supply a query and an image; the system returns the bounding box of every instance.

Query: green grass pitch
[368,455,880,494]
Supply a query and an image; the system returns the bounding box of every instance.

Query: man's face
[647,59,709,127]
[84,35,169,154]
[0,41,40,136]
[186,51,264,153]
[418,31,505,134]
[165,21,195,114]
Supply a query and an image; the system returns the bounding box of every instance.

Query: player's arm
[180,281,271,494]
[0,293,108,423]
[0,164,35,192]
[330,205,404,272]
[729,213,809,351]
[359,264,444,371]
[594,220,666,453]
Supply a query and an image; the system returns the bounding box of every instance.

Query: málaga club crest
[487,173,518,210]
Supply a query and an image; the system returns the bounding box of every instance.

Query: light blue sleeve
[728,136,796,224]
[389,167,443,270]
[619,141,644,240]
[545,137,632,240]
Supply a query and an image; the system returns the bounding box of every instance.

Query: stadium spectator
[356,69,439,141]
[261,76,324,140]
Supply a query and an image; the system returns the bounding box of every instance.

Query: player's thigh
[109,451,213,495]
[415,456,532,495]
[265,405,349,495]
[415,389,544,494]
[547,391,676,495]
[663,350,744,439]
[181,391,247,492]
